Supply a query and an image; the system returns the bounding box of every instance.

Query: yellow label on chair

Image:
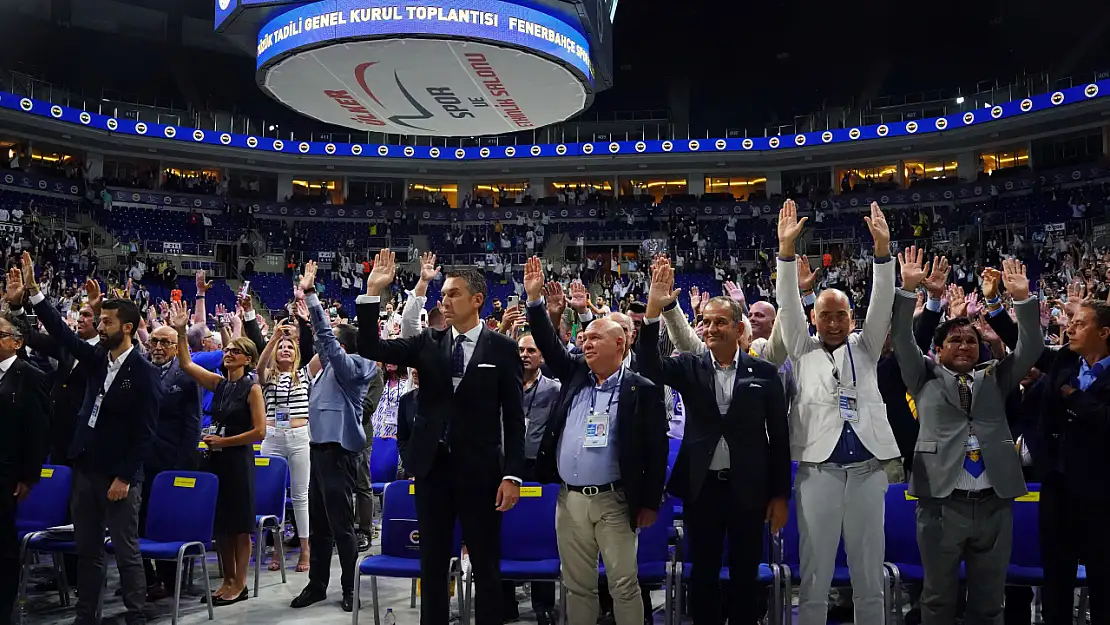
[40,468,54,478]
[253,444,262,452]
[409,483,415,495]
[198,442,208,450]
[904,491,1040,502]
[173,477,196,488]
[519,486,542,497]
[255,457,270,467]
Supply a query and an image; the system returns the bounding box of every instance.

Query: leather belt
[950,488,995,500]
[565,481,622,497]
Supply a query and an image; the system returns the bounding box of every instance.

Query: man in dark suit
[0,309,50,625]
[356,249,524,625]
[142,324,202,601]
[638,258,790,625]
[17,253,161,625]
[522,257,669,625]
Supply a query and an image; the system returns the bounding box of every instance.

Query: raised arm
[857,201,895,356]
[17,256,101,364]
[301,261,371,383]
[169,300,225,392]
[775,200,815,358]
[994,258,1045,391]
[356,249,424,368]
[641,257,695,389]
[401,251,438,339]
[523,257,579,382]
[891,246,932,394]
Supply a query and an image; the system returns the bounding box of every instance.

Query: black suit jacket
[525,303,669,525]
[356,300,525,480]
[148,358,202,472]
[637,319,789,508]
[0,358,50,485]
[33,298,161,485]
[397,387,418,477]
[1036,347,1110,497]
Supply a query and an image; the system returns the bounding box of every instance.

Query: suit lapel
[936,366,966,413]
[463,329,490,378]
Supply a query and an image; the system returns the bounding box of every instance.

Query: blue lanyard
[590,368,623,415]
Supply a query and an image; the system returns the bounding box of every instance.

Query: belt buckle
[717,470,730,481]
[582,485,600,497]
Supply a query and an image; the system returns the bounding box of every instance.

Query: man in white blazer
[776,199,900,625]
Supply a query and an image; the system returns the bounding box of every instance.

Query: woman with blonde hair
[169,301,265,606]
[257,316,313,572]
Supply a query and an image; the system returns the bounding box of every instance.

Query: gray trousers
[795,458,888,625]
[72,469,146,623]
[916,493,1012,625]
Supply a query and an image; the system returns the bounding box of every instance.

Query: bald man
[777,200,899,625]
[748,301,777,342]
[143,324,203,598]
[608,311,639,371]
[523,257,668,625]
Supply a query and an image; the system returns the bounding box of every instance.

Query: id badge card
[584,412,610,448]
[88,393,104,429]
[275,408,291,430]
[838,387,859,423]
[966,434,981,452]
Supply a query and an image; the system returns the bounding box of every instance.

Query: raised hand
[777,199,807,256]
[239,293,254,312]
[897,246,929,292]
[798,255,819,291]
[497,306,523,335]
[568,281,588,312]
[20,252,37,293]
[965,291,982,318]
[299,260,318,293]
[419,251,439,283]
[294,299,309,322]
[5,267,23,305]
[168,300,190,331]
[523,256,545,302]
[365,249,396,297]
[195,270,211,295]
[1064,281,1088,319]
[723,280,745,303]
[947,284,968,318]
[646,257,680,318]
[1001,257,1030,301]
[543,281,566,319]
[689,286,703,315]
[863,202,891,257]
[981,267,1002,301]
[922,256,951,298]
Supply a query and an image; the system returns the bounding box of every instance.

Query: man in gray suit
[892,249,1043,625]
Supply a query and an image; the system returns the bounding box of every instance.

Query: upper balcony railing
[2,67,1107,148]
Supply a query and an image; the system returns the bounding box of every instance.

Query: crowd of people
[0,193,1108,625]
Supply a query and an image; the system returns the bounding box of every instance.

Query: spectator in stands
[169,301,265,606]
[776,201,899,625]
[256,319,313,573]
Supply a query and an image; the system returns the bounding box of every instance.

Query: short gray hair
[706,296,745,327]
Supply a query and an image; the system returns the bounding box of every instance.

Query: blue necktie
[452,334,467,378]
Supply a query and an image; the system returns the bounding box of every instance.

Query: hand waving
[646,258,680,318]
[523,256,545,302]
[863,202,890,256]
[168,300,190,331]
[195,270,211,295]
[981,268,1002,301]
[947,284,968,318]
[897,246,929,292]
[365,249,396,296]
[299,260,318,293]
[777,199,807,255]
[5,267,23,305]
[798,255,819,291]
[922,256,950,298]
[1001,257,1030,301]
[543,281,566,319]
[568,281,588,312]
[419,251,439,283]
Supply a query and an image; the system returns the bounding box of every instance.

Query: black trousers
[416,446,502,625]
[502,460,555,617]
[306,443,359,596]
[1040,471,1110,625]
[0,486,17,625]
[684,476,765,625]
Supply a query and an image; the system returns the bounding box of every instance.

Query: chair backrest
[638,496,676,566]
[16,465,72,530]
[370,437,399,483]
[883,484,920,566]
[144,471,219,544]
[1009,484,1042,568]
[501,483,559,562]
[667,438,682,466]
[378,481,461,559]
[254,455,290,519]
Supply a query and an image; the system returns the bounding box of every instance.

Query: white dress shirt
[0,354,18,385]
[707,347,740,470]
[938,365,992,492]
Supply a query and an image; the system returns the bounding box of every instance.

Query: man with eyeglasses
[140,325,203,601]
[0,311,50,624]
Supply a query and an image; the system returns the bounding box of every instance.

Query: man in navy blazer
[17,253,160,625]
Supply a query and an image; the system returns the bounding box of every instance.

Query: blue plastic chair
[675,517,780,625]
[131,471,219,625]
[369,437,399,495]
[354,480,462,625]
[598,496,677,625]
[253,455,289,597]
[16,465,74,613]
[464,483,561,624]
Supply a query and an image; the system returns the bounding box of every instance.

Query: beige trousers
[556,486,642,625]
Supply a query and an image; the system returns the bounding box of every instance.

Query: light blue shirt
[1076,354,1110,391]
[557,366,624,486]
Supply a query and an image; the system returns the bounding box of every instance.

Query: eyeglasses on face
[0,331,20,341]
[223,347,245,356]
[148,338,176,347]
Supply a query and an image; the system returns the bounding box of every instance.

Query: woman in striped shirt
[257,319,313,572]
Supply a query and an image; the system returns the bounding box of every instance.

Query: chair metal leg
[253,526,263,598]
[663,563,673,625]
[674,562,683,625]
[465,569,475,625]
[171,552,185,625]
[783,567,793,625]
[371,576,381,625]
[56,552,71,607]
[352,568,361,625]
[274,528,287,584]
[771,565,782,625]
[200,551,214,621]
[16,535,34,625]
[409,577,417,608]
[882,567,891,625]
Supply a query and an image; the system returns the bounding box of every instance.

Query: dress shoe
[290,585,327,608]
[342,594,354,612]
[356,530,371,552]
[536,611,555,625]
[212,588,248,606]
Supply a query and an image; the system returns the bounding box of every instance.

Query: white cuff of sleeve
[29,292,45,306]
[644,317,661,325]
[243,309,257,322]
[357,295,380,304]
[579,309,594,322]
[503,475,522,485]
[526,297,545,308]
